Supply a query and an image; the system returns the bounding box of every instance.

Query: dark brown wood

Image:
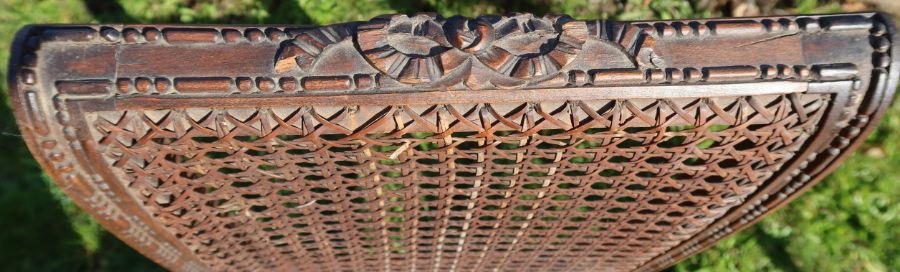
[6,12,898,272]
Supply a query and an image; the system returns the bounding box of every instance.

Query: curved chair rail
[7,12,898,271]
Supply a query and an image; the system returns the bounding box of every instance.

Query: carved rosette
[356,14,469,84]
[473,14,583,80]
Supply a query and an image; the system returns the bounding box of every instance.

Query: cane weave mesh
[91,93,826,271]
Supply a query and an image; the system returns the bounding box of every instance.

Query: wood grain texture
[6,12,898,272]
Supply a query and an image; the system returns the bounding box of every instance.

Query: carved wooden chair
[7,12,897,271]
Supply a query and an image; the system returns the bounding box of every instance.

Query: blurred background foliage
[0,0,897,271]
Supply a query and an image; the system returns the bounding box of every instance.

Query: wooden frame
[7,12,897,271]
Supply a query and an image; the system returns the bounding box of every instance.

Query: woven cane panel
[91,93,826,271]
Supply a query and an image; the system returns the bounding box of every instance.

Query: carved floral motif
[471,14,583,79]
[357,14,469,84]
[276,14,633,88]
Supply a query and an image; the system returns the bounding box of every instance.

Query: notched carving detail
[275,25,353,74]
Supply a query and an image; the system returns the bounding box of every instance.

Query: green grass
[0,0,897,271]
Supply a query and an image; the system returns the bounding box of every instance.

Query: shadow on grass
[83,0,137,23]
[752,226,801,272]
[0,109,85,272]
[264,0,314,25]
